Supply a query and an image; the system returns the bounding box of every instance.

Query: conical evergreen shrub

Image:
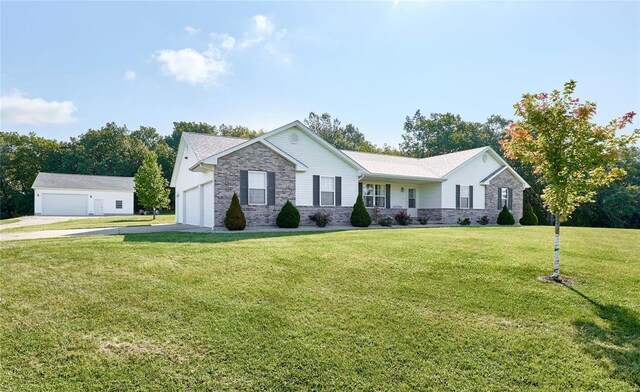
[497,205,515,225]
[276,200,300,228]
[350,194,372,227]
[519,203,538,225]
[224,193,246,230]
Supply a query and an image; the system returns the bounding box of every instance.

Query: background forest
[2,112,638,228]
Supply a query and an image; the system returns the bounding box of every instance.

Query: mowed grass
[0,214,175,233]
[0,218,20,225]
[1,227,638,391]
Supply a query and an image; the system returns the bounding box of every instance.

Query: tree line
[1,112,638,228]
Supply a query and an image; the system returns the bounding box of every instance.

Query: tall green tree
[304,112,378,152]
[134,151,170,219]
[501,80,639,281]
[400,111,504,157]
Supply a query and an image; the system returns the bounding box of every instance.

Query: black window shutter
[313,175,320,207]
[508,188,513,209]
[456,185,460,209]
[469,185,474,209]
[358,182,363,196]
[497,187,502,209]
[335,177,342,206]
[385,184,391,209]
[267,172,276,205]
[240,170,248,205]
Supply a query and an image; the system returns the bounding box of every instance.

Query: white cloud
[185,26,201,36]
[157,16,290,86]
[210,33,236,51]
[239,15,278,49]
[0,92,78,125]
[124,70,136,80]
[155,48,228,85]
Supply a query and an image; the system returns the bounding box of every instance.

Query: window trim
[115,200,123,209]
[248,170,267,206]
[501,187,509,209]
[459,185,470,210]
[319,176,336,207]
[362,183,386,208]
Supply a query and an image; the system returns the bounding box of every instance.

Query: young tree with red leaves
[501,80,639,281]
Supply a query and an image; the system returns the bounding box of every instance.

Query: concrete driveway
[0,223,195,242]
[0,216,80,230]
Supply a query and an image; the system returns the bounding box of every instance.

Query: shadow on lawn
[122,230,333,244]
[567,285,640,387]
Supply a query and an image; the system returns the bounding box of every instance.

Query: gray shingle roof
[182,132,247,161]
[181,130,490,180]
[32,172,134,191]
[342,147,487,178]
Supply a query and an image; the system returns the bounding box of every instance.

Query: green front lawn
[0,218,20,225]
[1,227,638,390]
[0,214,175,233]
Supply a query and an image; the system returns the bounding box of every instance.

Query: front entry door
[407,188,417,217]
[94,199,104,216]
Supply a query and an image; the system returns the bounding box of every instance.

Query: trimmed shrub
[309,211,332,228]
[476,215,490,225]
[394,209,412,226]
[378,216,394,226]
[224,193,246,231]
[276,200,300,228]
[457,217,471,226]
[350,195,372,227]
[497,205,516,225]
[519,203,538,225]
[417,214,430,225]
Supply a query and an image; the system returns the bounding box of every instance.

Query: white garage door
[184,188,200,226]
[42,193,88,216]
[202,182,214,228]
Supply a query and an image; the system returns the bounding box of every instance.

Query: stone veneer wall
[419,169,524,224]
[214,142,296,227]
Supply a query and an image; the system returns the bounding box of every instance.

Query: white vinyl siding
[441,152,502,209]
[248,171,267,205]
[266,127,359,207]
[34,188,133,216]
[173,141,216,224]
[320,176,335,206]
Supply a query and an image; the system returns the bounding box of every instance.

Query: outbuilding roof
[32,172,134,191]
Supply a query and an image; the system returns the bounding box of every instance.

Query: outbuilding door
[42,193,88,216]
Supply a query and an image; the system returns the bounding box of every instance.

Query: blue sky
[1,1,638,147]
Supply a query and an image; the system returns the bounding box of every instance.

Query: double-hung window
[115,200,123,209]
[248,171,267,205]
[320,176,335,206]
[459,186,470,209]
[501,188,509,208]
[363,184,386,208]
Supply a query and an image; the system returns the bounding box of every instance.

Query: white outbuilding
[32,172,134,216]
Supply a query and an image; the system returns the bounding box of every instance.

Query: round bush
[224,193,246,230]
[276,200,300,228]
[497,205,515,225]
[350,194,372,227]
[519,203,539,225]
